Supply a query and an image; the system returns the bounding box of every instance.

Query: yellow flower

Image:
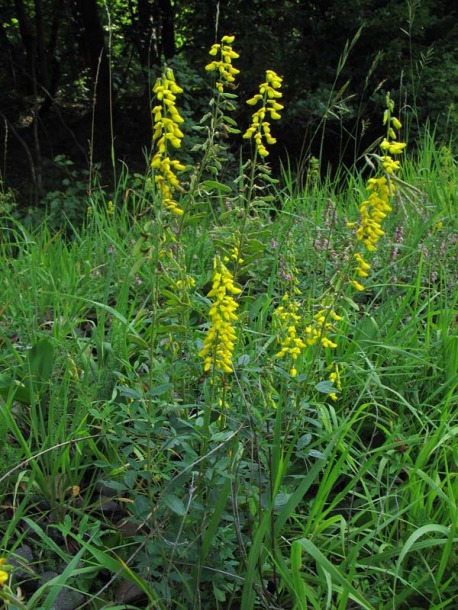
[354,252,371,278]
[380,139,407,155]
[230,244,244,264]
[243,69,283,157]
[274,296,340,378]
[382,156,401,174]
[151,68,185,215]
[329,363,342,401]
[349,98,405,294]
[176,275,196,290]
[350,279,365,291]
[433,221,443,232]
[274,296,305,356]
[199,257,240,373]
[312,306,340,349]
[205,35,240,93]
[355,176,392,253]
[0,558,9,587]
[321,337,338,348]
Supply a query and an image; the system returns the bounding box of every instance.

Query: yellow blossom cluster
[304,305,342,349]
[223,233,244,265]
[356,176,392,252]
[349,94,406,291]
[176,275,196,291]
[274,295,307,377]
[329,363,342,401]
[151,68,186,215]
[224,243,244,265]
[380,110,406,174]
[274,296,341,377]
[205,35,240,93]
[199,257,241,374]
[243,70,284,157]
[0,558,9,587]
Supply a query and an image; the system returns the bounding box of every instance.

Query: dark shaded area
[0,0,457,211]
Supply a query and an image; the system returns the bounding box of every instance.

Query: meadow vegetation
[0,34,457,610]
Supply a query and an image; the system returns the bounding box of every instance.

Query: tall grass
[0,35,457,610]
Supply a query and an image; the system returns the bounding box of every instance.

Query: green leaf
[222,115,238,126]
[126,333,149,349]
[27,338,55,387]
[0,373,26,403]
[158,289,188,306]
[128,256,148,278]
[156,324,187,334]
[297,433,312,450]
[146,383,173,397]
[161,492,187,516]
[211,431,234,442]
[237,354,250,366]
[183,212,207,227]
[201,180,232,193]
[0,371,39,405]
[274,492,292,510]
[315,380,336,394]
[213,584,227,602]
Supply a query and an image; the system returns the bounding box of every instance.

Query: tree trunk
[14,0,36,93]
[136,0,160,69]
[159,0,175,59]
[72,0,113,157]
[133,0,176,69]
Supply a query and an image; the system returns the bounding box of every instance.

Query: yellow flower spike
[243,69,283,157]
[199,257,240,374]
[274,295,308,369]
[205,35,239,93]
[328,363,342,401]
[151,68,186,215]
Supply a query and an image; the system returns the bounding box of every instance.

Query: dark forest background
[0,0,457,211]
